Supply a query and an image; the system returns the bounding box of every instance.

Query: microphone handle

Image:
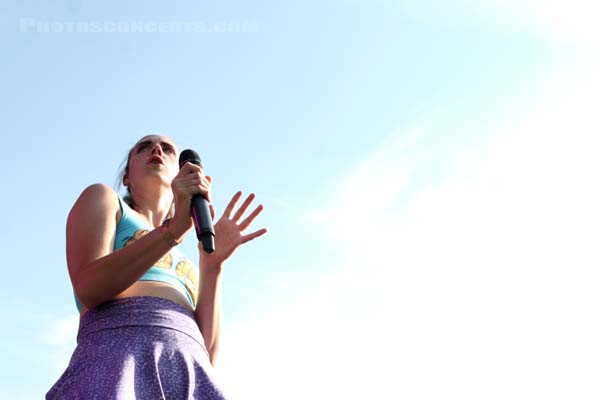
[191,194,215,253]
[201,235,215,254]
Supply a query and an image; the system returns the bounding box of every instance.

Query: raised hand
[199,191,267,268]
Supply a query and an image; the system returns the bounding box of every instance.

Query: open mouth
[148,156,164,165]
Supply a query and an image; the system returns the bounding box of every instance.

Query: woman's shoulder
[80,183,117,197]
[70,183,120,218]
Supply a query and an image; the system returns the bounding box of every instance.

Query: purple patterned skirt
[46,296,227,399]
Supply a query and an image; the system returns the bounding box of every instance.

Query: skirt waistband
[77,296,204,347]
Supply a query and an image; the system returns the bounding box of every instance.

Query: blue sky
[1,1,599,398]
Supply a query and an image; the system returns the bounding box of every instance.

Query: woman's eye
[136,143,149,153]
[164,146,175,154]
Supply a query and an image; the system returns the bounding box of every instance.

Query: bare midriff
[79,281,194,318]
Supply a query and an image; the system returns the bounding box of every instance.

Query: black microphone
[178,149,215,253]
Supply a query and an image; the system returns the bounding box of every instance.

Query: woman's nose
[151,144,163,155]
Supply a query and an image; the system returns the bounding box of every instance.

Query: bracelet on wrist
[161,218,182,246]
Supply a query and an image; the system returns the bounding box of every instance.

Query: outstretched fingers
[242,228,268,244]
[239,204,264,231]
[230,191,266,242]
[232,193,256,222]
[223,191,243,219]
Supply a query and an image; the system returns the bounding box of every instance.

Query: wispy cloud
[398,0,600,47]
[39,313,79,378]
[489,0,600,44]
[307,122,430,244]
[217,62,600,399]
[41,313,79,347]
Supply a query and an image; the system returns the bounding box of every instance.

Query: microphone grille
[179,149,202,168]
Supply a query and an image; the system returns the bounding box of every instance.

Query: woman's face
[124,135,180,189]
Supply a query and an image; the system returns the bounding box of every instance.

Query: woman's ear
[123,174,129,187]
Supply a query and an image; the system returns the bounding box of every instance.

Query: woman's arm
[195,260,223,366]
[194,191,267,366]
[67,183,178,309]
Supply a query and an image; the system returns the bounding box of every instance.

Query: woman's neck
[131,185,173,227]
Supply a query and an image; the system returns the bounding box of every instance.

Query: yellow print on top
[123,229,173,269]
[176,259,199,306]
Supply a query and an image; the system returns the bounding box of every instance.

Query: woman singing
[46,134,267,399]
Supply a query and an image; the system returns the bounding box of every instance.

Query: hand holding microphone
[179,149,215,253]
[175,148,267,265]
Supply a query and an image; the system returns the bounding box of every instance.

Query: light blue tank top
[74,194,199,312]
